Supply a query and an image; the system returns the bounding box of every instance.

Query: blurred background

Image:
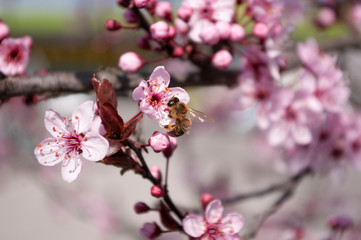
[1,0,361,240]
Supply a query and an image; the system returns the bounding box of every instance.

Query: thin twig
[240,168,312,240]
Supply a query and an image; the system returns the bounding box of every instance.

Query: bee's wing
[188,108,214,123]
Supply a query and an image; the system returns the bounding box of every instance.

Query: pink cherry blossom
[297,39,349,113]
[265,89,320,146]
[149,131,170,152]
[0,37,31,76]
[118,51,144,73]
[134,0,148,8]
[34,101,109,183]
[177,6,193,22]
[182,0,235,43]
[155,1,172,21]
[230,24,245,42]
[215,21,231,40]
[212,49,233,69]
[150,21,170,41]
[132,66,190,125]
[200,21,220,45]
[253,22,269,38]
[183,199,244,240]
[149,165,162,182]
[315,7,336,28]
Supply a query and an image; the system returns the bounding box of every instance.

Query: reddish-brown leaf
[97,79,117,108]
[92,74,101,93]
[122,113,143,140]
[99,102,124,138]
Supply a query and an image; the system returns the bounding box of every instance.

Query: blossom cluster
[112,0,289,72]
[0,21,32,76]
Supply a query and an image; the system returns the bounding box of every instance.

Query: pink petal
[44,109,69,138]
[291,125,312,145]
[182,214,206,238]
[205,199,224,224]
[132,80,149,100]
[61,152,83,183]
[268,124,288,146]
[34,138,66,166]
[81,132,109,161]
[149,66,170,87]
[90,116,107,136]
[169,87,190,104]
[72,101,95,134]
[219,213,244,235]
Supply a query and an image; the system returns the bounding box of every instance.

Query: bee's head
[168,97,179,107]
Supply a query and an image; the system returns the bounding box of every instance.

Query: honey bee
[163,97,212,137]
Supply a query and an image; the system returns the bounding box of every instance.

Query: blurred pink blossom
[182,0,235,43]
[150,21,170,41]
[212,49,233,69]
[134,0,148,8]
[34,101,109,183]
[155,1,173,21]
[0,37,31,76]
[315,7,336,28]
[183,199,244,240]
[118,51,144,73]
[140,222,162,239]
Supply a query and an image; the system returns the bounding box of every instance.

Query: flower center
[285,106,297,121]
[204,222,224,240]
[6,46,23,64]
[201,6,214,19]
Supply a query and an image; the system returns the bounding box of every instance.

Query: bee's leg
[164,124,175,130]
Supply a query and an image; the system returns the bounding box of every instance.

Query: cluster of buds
[106,0,292,73]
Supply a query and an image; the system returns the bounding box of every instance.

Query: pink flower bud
[172,46,184,58]
[316,7,336,28]
[253,22,268,38]
[140,222,162,239]
[163,136,177,158]
[201,193,214,209]
[177,6,193,22]
[328,215,353,231]
[200,23,220,45]
[118,52,144,73]
[168,26,176,39]
[155,1,172,21]
[105,19,121,31]
[0,22,10,42]
[146,0,157,14]
[151,185,164,198]
[175,18,189,34]
[134,0,148,8]
[150,165,162,182]
[212,49,233,69]
[137,34,151,49]
[149,131,170,152]
[230,24,245,42]
[134,202,150,214]
[123,9,138,24]
[150,21,169,41]
[215,21,231,40]
[117,0,131,8]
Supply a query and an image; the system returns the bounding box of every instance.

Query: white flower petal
[71,100,95,134]
[268,124,288,146]
[34,138,67,166]
[44,109,69,138]
[220,213,244,235]
[182,214,206,238]
[205,199,224,224]
[169,87,190,104]
[61,152,83,183]
[291,125,312,145]
[81,132,109,161]
[149,66,170,87]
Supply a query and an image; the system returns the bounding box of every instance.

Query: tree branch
[240,168,312,240]
[0,67,239,100]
